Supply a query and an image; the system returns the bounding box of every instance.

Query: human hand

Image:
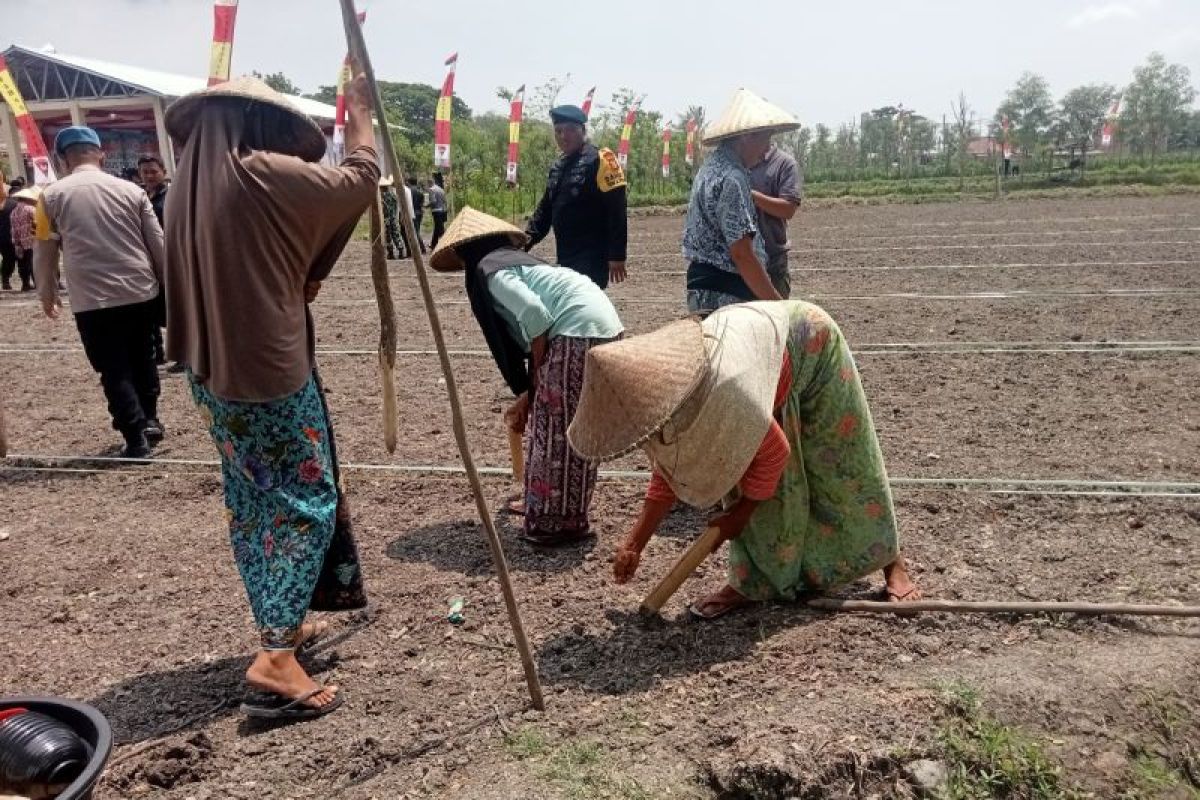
[304,281,322,303]
[41,295,61,319]
[346,65,371,113]
[613,543,641,584]
[504,392,530,434]
[608,261,627,284]
[707,498,757,543]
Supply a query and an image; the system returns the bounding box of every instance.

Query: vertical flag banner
[661,125,672,178]
[1101,96,1121,148]
[1001,115,1012,159]
[581,86,596,118]
[685,117,697,166]
[332,9,367,162]
[506,84,525,185]
[434,52,457,169]
[0,56,56,184]
[616,96,642,169]
[208,0,239,86]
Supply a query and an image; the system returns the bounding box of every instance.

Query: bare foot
[505,490,526,516]
[245,650,339,709]
[689,584,753,620]
[883,556,922,603]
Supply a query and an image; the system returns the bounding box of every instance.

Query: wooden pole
[807,598,1200,618]
[338,0,544,711]
[507,427,525,486]
[366,190,399,453]
[640,526,723,616]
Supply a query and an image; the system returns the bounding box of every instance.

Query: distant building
[0,44,341,180]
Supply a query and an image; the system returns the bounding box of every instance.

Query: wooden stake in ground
[507,427,525,486]
[640,525,723,616]
[338,0,544,711]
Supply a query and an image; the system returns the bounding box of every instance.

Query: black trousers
[15,251,33,289]
[74,300,161,436]
[412,212,426,251]
[430,211,448,248]
[560,251,609,290]
[0,240,15,286]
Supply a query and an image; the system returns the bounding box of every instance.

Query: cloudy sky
[5,0,1198,127]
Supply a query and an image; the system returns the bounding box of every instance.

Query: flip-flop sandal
[884,586,922,616]
[517,529,595,547]
[240,689,344,720]
[688,595,754,621]
[296,621,331,654]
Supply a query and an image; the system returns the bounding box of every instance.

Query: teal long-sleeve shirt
[486,264,623,351]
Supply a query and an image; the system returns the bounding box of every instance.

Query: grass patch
[504,727,652,800]
[935,680,1083,800]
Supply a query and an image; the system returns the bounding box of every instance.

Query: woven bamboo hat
[567,319,709,461]
[165,76,327,163]
[569,303,791,508]
[702,88,800,145]
[429,206,530,272]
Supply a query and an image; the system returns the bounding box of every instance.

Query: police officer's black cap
[550,105,588,126]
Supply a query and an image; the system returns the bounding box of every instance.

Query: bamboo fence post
[338,0,544,711]
[366,191,398,453]
[807,598,1200,618]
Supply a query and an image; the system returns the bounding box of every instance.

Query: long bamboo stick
[338,0,544,711]
[640,526,723,616]
[366,191,398,453]
[807,598,1200,618]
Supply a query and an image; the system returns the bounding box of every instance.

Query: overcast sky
[6,0,1198,127]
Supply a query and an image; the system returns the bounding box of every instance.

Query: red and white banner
[1100,96,1121,148]
[506,85,525,185]
[616,96,642,169]
[661,125,672,178]
[581,86,596,119]
[685,117,697,166]
[0,56,56,185]
[433,52,457,169]
[208,0,239,87]
[332,8,367,162]
[1001,115,1012,159]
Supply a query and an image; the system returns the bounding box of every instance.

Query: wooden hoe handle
[640,526,724,616]
[507,428,525,485]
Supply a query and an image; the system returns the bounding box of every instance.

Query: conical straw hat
[165,76,327,162]
[702,88,800,145]
[567,319,709,462]
[429,206,530,272]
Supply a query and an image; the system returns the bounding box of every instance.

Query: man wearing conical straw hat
[568,301,921,619]
[683,89,799,316]
[163,70,377,719]
[430,207,624,546]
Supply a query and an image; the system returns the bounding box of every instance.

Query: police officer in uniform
[525,105,628,289]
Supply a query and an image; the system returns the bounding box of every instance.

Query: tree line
[254,51,1196,213]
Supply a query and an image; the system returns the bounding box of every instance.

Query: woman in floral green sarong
[568,300,920,619]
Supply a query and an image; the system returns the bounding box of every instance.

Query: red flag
[1001,114,1011,159]
[506,85,525,185]
[1101,96,1121,148]
[208,0,239,87]
[333,9,367,161]
[434,52,458,168]
[581,86,596,118]
[685,117,697,166]
[661,125,672,178]
[0,55,56,184]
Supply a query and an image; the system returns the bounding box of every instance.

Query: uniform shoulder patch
[596,148,627,193]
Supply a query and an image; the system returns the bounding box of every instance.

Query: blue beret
[550,105,588,125]
[54,126,102,155]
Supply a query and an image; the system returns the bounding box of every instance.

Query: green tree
[950,92,976,192]
[996,72,1054,163]
[1119,52,1196,163]
[1054,83,1117,149]
[252,70,302,96]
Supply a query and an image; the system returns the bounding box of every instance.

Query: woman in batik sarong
[568,301,921,619]
[163,70,378,718]
[429,207,624,546]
